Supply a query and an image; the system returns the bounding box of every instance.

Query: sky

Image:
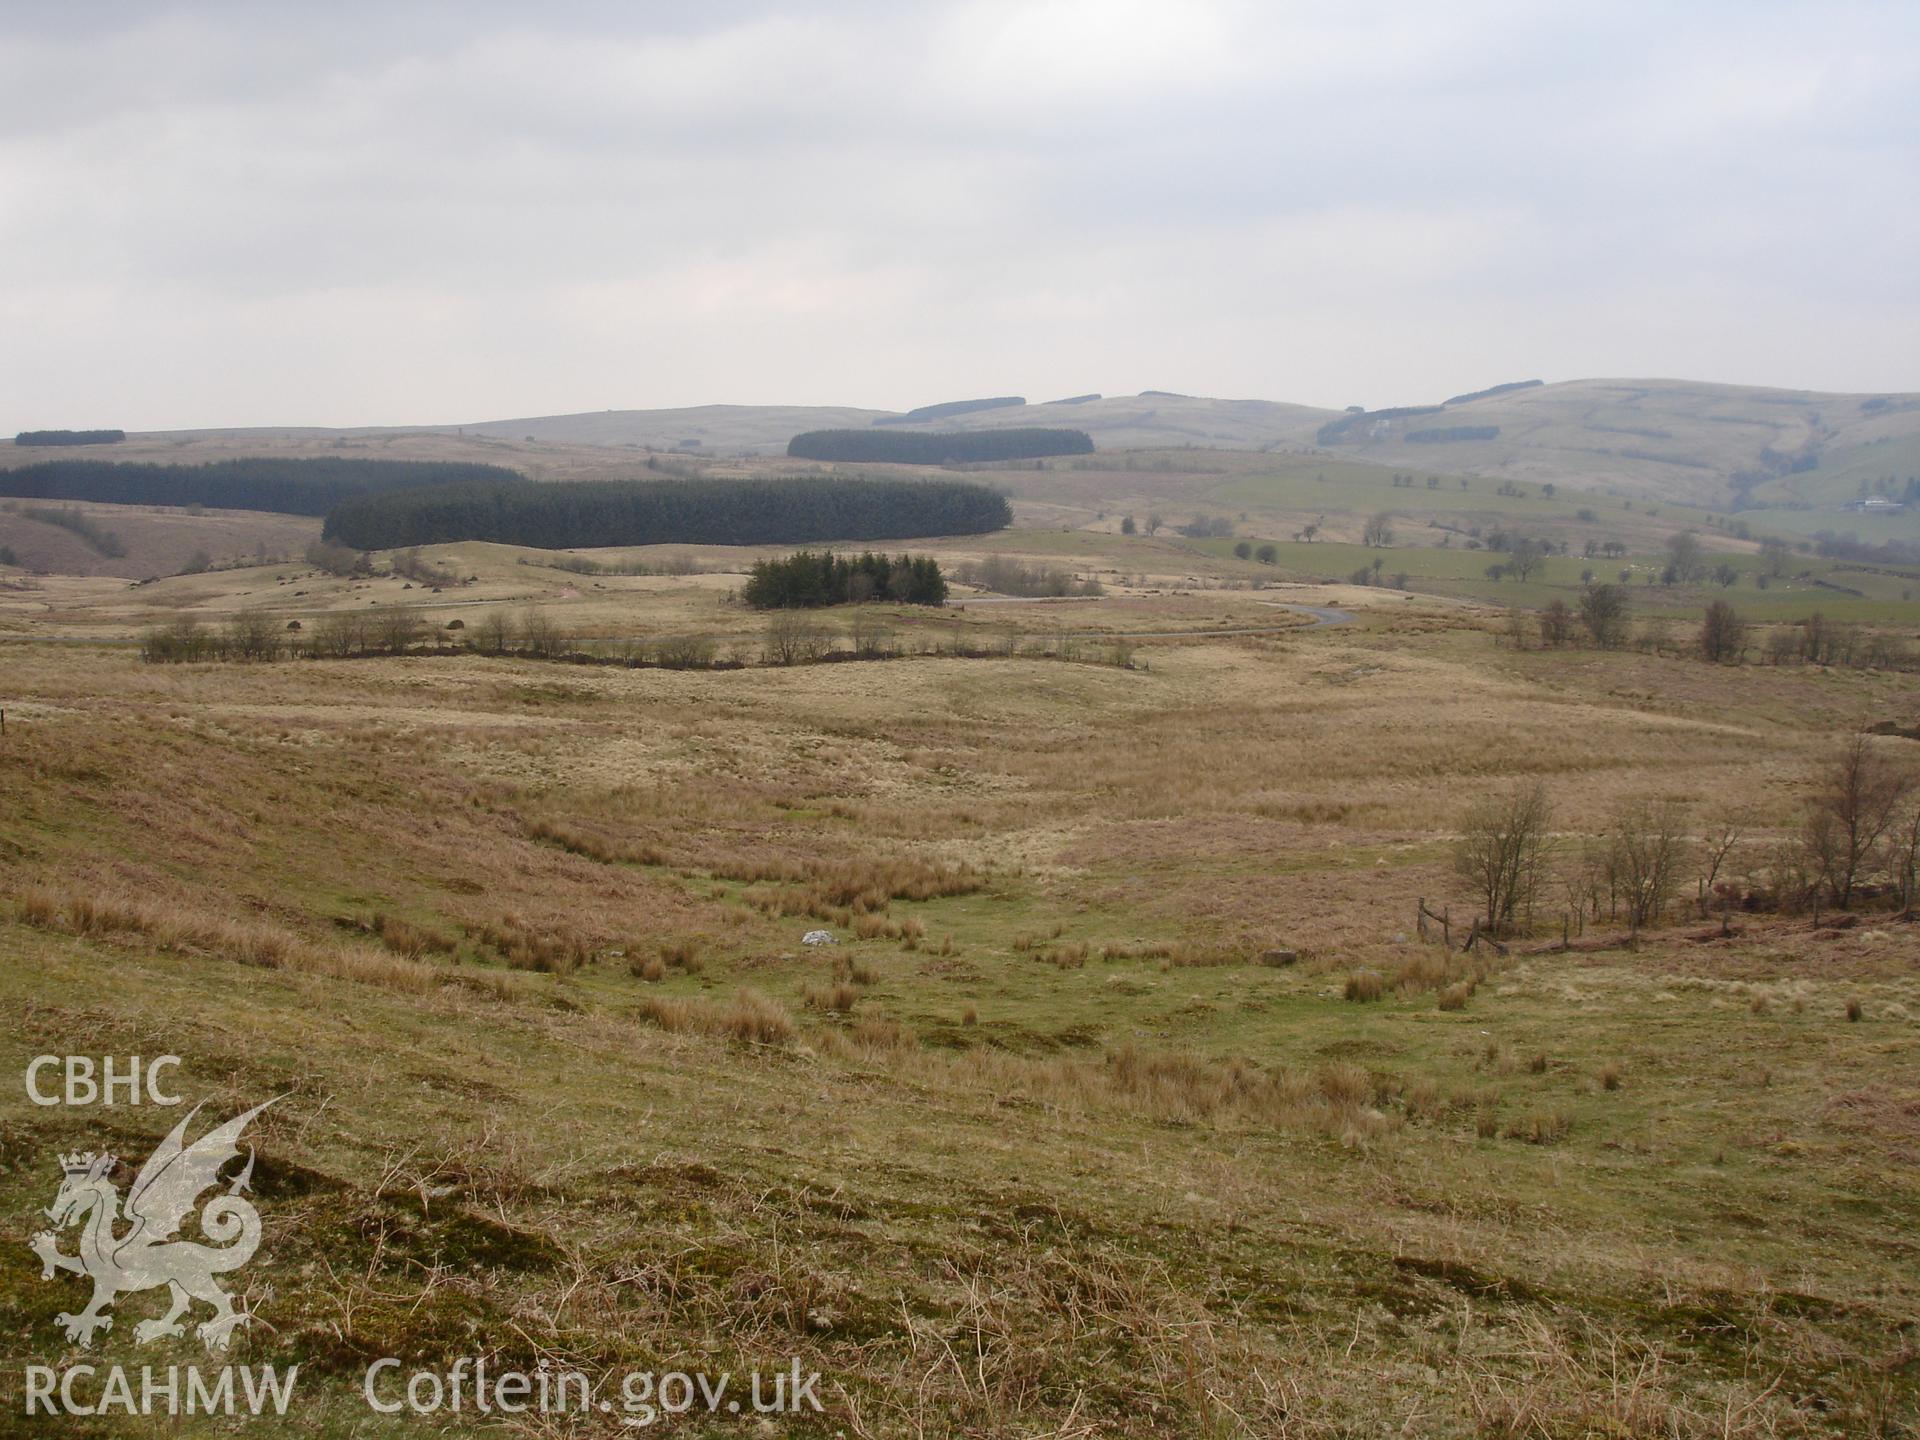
[1,0,1915,430]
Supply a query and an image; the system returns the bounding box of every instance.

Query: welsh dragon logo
[30,1099,275,1351]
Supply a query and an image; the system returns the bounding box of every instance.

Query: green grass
[2,614,1917,1435]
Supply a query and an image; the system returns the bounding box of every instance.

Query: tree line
[743,551,947,609]
[0,458,524,517]
[1457,733,1919,944]
[1509,583,1917,671]
[15,429,126,446]
[139,602,1138,673]
[785,428,1093,464]
[322,475,1013,550]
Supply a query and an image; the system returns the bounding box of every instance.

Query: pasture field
[2,529,1918,1437]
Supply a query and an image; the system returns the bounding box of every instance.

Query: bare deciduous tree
[1540,598,1575,647]
[373,607,424,655]
[848,609,893,658]
[1700,600,1747,663]
[1802,734,1915,909]
[1700,807,1750,910]
[1455,782,1555,934]
[471,610,512,655]
[1605,797,1690,937]
[223,609,282,662]
[1578,582,1630,649]
[1665,530,1707,584]
[763,610,827,665]
[517,606,564,658]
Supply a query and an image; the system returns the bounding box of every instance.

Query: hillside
[13,380,1918,522]
[1316,378,1920,510]
[4,552,1918,1436]
[0,499,317,579]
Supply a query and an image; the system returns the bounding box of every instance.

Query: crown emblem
[60,1151,113,1177]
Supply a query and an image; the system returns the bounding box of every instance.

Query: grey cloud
[0,0,1914,429]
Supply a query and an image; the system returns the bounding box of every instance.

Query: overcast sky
[2,1,1914,430]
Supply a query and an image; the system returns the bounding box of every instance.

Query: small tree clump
[1455,782,1556,934]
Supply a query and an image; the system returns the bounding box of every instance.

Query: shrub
[1578,582,1631,648]
[1700,600,1747,662]
[1344,971,1385,1002]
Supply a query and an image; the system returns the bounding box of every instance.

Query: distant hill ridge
[62,377,1920,508]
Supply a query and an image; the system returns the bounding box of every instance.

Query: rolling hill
[14,379,1918,517]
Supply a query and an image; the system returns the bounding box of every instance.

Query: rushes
[802,981,862,1013]
[372,912,458,959]
[466,915,593,975]
[639,988,796,1046]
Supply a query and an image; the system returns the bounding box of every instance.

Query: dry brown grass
[802,980,862,1013]
[832,953,878,986]
[1344,970,1386,1002]
[639,987,796,1046]
[659,935,704,970]
[11,883,520,1000]
[465,915,593,974]
[373,912,458,959]
[1503,1109,1571,1144]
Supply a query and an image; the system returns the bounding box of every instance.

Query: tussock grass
[466,915,593,974]
[525,817,670,866]
[832,953,878,986]
[802,980,862,1013]
[639,988,796,1046]
[372,912,458,959]
[1344,970,1386,1002]
[659,936,704,971]
[1503,1108,1573,1144]
[12,884,520,1000]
